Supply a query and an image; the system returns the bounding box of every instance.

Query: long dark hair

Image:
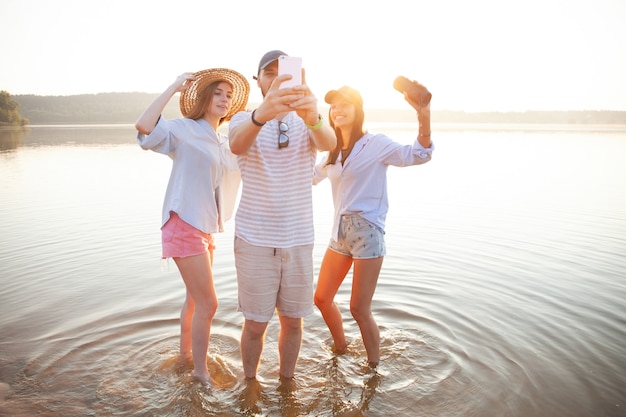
[324,104,366,166]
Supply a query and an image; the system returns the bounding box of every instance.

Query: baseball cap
[257,50,287,73]
[324,86,363,107]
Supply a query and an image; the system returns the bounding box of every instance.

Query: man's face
[257,60,279,97]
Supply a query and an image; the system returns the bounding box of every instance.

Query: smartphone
[278,55,302,88]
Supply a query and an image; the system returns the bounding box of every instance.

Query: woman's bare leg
[179,251,212,361]
[351,257,384,365]
[179,289,194,361]
[314,249,353,353]
[174,252,218,385]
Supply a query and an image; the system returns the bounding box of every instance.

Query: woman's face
[208,81,233,119]
[329,97,356,129]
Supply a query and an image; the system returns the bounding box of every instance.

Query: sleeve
[378,134,434,167]
[313,154,330,185]
[227,111,251,168]
[227,111,248,133]
[217,139,241,223]
[136,117,180,155]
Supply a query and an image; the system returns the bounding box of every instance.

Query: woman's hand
[172,72,197,93]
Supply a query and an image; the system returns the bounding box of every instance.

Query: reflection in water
[313,357,381,417]
[360,372,382,415]
[0,127,27,150]
[2,124,137,149]
[239,377,264,415]
[1,125,625,416]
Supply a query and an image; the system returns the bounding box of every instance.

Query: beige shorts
[234,236,314,322]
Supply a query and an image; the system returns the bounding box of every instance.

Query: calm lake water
[0,123,625,416]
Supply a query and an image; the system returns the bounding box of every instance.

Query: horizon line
[7,91,626,113]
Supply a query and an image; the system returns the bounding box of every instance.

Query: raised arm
[416,104,431,148]
[306,115,337,152]
[134,73,195,135]
[291,70,336,151]
[229,74,305,154]
[403,85,432,149]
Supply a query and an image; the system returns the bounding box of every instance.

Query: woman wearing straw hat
[135,68,249,386]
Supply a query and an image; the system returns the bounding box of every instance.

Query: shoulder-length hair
[185,80,232,125]
[324,104,366,166]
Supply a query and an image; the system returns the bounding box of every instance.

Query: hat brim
[324,90,342,104]
[324,87,363,107]
[258,50,287,72]
[179,68,250,121]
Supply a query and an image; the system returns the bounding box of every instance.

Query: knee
[244,320,268,338]
[196,298,218,318]
[350,304,371,323]
[280,316,302,332]
[208,300,218,316]
[313,294,324,309]
[314,293,331,310]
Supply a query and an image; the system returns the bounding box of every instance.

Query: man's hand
[287,69,320,125]
[253,75,305,123]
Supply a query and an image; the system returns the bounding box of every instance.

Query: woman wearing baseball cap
[313,84,434,368]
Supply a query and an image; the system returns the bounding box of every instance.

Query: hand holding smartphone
[278,56,302,89]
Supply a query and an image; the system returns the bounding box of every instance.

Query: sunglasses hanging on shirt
[278,121,289,149]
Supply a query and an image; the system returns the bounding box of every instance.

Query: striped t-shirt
[229,111,317,248]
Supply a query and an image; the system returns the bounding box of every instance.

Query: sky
[1,0,625,112]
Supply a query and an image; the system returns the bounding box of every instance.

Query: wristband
[251,109,265,127]
[306,114,324,131]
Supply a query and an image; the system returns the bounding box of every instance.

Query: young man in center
[228,50,336,387]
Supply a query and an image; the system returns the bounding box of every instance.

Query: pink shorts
[161,212,215,259]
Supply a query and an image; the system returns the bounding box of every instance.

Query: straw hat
[179,68,250,121]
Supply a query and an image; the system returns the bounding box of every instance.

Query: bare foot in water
[239,377,263,414]
[333,345,347,355]
[191,371,212,387]
[176,352,193,369]
[277,375,299,392]
[332,339,350,355]
[179,351,193,363]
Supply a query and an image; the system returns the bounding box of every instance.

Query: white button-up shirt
[313,132,433,241]
[137,117,240,234]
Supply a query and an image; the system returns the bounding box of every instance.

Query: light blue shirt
[313,132,433,241]
[137,117,240,234]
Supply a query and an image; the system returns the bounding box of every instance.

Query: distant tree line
[425,109,626,124]
[12,92,182,125]
[365,109,626,125]
[0,91,29,126]
[4,92,626,125]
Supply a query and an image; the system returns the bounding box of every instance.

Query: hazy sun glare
[1,0,625,112]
